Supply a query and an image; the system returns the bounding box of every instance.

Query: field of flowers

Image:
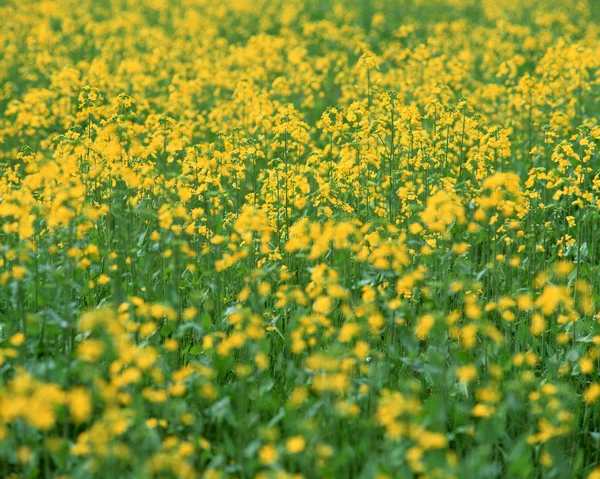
[2,0,600,477]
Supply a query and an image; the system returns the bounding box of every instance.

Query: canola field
[2,0,600,477]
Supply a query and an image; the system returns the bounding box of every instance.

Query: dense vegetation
[2,0,600,477]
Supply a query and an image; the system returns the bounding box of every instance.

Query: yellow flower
[68,387,92,424]
[368,314,385,334]
[76,339,105,362]
[555,260,574,276]
[286,435,306,454]
[416,430,447,449]
[580,358,594,374]
[338,322,360,342]
[540,452,553,467]
[414,314,435,340]
[26,404,56,430]
[17,446,33,464]
[165,338,179,352]
[9,332,25,346]
[472,404,496,418]
[313,296,332,315]
[353,341,369,360]
[255,352,269,370]
[588,467,600,479]
[12,265,27,280]
[258,282,272,296]
[584,384,600,404]
[259,444,278,465]
[288,387,308,407]
[530,313,545,336]
[182,307,197,320]
[409,223,423,234]
[456,364,478,384]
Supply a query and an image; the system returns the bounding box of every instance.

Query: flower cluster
[2,0,600,477]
